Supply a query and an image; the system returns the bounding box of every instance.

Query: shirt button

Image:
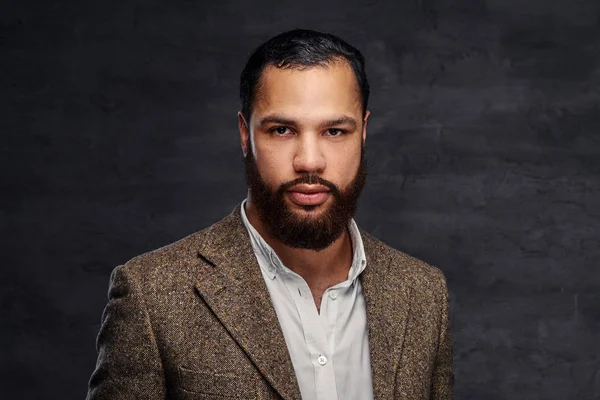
[317,355,328,366]
[329,290,338,300]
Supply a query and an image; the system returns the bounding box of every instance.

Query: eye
[327,128,345,137]
[272,126,292,135]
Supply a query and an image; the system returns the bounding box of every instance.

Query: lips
[287,185,330,206]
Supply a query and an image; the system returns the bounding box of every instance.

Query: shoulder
[113,210,238,285]
[360,229,448,296]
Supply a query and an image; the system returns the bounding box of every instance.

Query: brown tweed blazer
[86,204,453,400]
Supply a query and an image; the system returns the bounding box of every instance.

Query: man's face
[240,60,369,251]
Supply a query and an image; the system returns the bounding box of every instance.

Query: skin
[238,60,370,311]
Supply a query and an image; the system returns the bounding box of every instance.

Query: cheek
[253,146,292,183]
[326,155,360,189]
[333,143,361,169]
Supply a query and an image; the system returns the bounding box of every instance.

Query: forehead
[252,61,362,121]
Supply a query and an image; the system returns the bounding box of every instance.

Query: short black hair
[240,29,370,123]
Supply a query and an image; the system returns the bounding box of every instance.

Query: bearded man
[86,29,454,400]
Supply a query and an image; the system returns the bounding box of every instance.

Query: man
[86,29,453,400]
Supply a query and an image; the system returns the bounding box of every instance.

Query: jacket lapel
[192,204,412,400]
[360,230,412,400]
[193,204,302,400]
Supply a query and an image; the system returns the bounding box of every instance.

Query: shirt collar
[240,198,278,279]
[240,198,367,282]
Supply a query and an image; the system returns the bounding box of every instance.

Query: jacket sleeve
[86,264,166,399]
[430,268,454,400]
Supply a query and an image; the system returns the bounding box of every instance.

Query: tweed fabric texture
[86,203,454,400]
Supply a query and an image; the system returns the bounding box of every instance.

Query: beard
[244,145,366,251]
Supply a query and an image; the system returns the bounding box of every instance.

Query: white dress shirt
[240,199,374,400]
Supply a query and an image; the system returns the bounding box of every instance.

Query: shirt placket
[281,269,339,400]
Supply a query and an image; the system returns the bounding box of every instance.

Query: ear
[238,111,250,157]
[362,110,370,146]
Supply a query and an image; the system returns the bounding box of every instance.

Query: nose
[292,134,326,174]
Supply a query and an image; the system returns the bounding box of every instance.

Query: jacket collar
[194,203,411,400]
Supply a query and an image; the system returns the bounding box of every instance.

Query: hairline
[248,57,365,124]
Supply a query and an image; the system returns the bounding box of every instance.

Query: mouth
[287,185,331,206]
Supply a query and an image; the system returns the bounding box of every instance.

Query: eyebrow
[257,114,358,131]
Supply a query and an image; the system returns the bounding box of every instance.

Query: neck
[244,197,353,288]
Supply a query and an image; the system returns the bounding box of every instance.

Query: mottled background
[1,0,599,398]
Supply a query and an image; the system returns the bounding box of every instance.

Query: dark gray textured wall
[1,0,599,399]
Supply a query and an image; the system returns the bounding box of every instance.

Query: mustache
[278,174,341,196]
